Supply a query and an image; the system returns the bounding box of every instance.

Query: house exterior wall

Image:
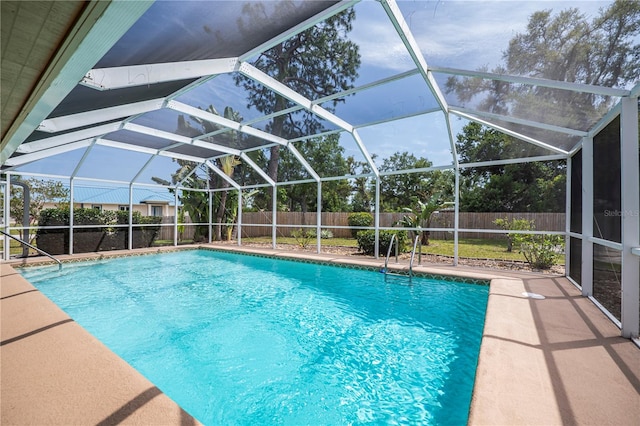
[40,202,175,216]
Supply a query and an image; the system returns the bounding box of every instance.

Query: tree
[8,178,69,244]
[378,151,454,212]
[456,122,566,212]
[153,161,210,242]
[215,155,241,240]
[156,105,254,241]
[347,156,375,212]
[447,1,640,128]
[234,7,360,199]
[396,194,449,246]
[278,134,351,213]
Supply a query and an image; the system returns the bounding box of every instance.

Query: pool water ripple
[21,249,488,425]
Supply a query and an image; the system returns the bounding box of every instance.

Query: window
[593,116,621,243]
[119,205,130,211]
[91,204,102,211]
[151,206,163,217]
[570,149,582,234]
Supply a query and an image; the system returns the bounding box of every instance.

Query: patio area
[2,246,638,425]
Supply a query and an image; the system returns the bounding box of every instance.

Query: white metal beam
[449,106,589,137]
[379,0,449,113]
[239,152,275,186]
[239,1,360,61]
[310,104,354,132]
[169,100,288,146]
[37,98,165,133]
[157,151,204,163]
[620,97,639,338]
[239,62,312,109]
[169,100,241,131]
[204,160,241,190]
[582,135,594,297]
[95,138,159,155]
[70,139,97,178]
[1,1,154,164]
[450,109,569,155]
[16,122,123,154]
[287,144,320,182]
[3,140,93,167]
[458,154,568,169]
[80,58,239,90]
[431,66,631,98]
[124,122,192,145]
[352,129,380,179]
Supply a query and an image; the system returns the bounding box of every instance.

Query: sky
[12,0,618,187]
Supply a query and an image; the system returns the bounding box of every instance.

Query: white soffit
[0,1,154,164]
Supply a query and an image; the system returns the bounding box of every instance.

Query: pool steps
[382,234,420,281]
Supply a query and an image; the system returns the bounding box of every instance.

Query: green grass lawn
[22,233,562,266]
[241,236,359,247]
[239,235,565,265]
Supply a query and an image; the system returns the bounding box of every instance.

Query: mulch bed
[232,242,566,275]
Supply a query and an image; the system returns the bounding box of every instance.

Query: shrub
[320,229,333,239]
[291,228,314,248]
[36,207,161,254]
[493,217,533,252]
[513,233,564,270]
[347,212,373,238]
[356,230,408,256]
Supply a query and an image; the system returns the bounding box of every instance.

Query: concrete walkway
[1,245,638,425]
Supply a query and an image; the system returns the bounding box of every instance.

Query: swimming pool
[21,249,489,425]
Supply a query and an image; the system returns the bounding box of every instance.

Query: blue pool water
[21,250,489,425]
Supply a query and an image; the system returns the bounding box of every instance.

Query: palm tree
[215,155,241,240]
[396,195,448,246]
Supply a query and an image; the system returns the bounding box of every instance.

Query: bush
[320,229,333,239]
[36,207,161,254]
[513,233,564,270]
[347,212,373,238]
[356,230,408,256]
[493,217,533,252]
[291,228,314,248]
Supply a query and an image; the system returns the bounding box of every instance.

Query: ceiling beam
[431,66,631,98]
[37,98,165,133]
[3,140,93,168]
[80,58,239,90]
[16,122,123,153]
[239,1,360,62]
[379,0,449,113]
[168,100,288,146]
[450,109,569,155]
[449,106,589,137]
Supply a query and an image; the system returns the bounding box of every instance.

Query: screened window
[593,116,621,243]
[570,149,582,234]
[592,244,622,321]
[569,237,582,286]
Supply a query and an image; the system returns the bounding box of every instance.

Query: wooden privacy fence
[238,211,565,239]
[156,212,565,240]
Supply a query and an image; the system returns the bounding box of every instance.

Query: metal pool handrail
[383,233,398,272]
[1,230,62,270]
[409,235,420,278]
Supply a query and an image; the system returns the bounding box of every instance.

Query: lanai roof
[1,0,639,187]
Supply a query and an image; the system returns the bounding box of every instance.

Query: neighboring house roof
[71,187,175,206]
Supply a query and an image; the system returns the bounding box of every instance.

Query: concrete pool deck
[2,244,639,425]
